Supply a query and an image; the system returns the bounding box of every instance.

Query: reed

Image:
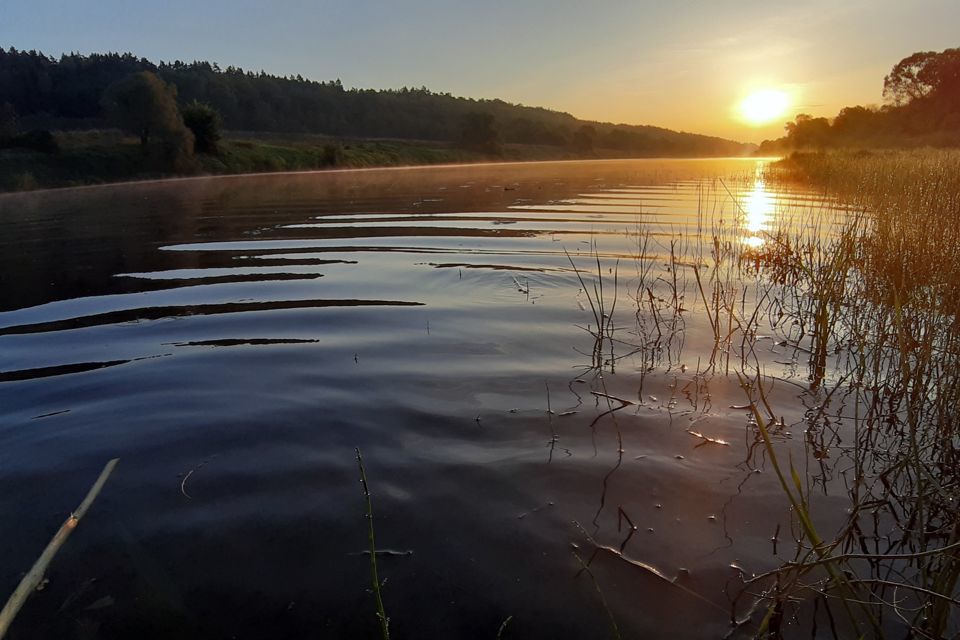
[596,151,960,637]
[356,448,390,640]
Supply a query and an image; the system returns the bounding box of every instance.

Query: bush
[0,102,18,140]
[182,100,222,154]
[0,129,60,153]
[459,112,501,155]
[321,143,342,166]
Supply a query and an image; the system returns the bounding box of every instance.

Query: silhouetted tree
[571,124,596,153]
[182,100,221,154]
[883,49,960,106]
[6,129,59,153]
[832,106,882,140]
[459,111,501,154]
[784,114,832,149]
[884,52,941,106]
[0,47,752,157]
[103,71,186,146]
[102,71,194,169]
[321,143,342,166]
[0,102,17,139]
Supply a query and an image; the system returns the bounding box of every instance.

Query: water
[0,160,846,639]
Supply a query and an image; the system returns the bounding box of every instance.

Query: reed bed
[596,151,960,638]
[747,150,960,639]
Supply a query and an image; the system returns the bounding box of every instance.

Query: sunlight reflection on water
[742,165,774,247]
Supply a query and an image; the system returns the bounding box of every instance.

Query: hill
[0,47,751,158]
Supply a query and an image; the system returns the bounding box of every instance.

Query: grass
[753,151,960,638]
[0,128,698,193]
[0,131,492,192]
[584,150,960,637]
[355,448,390,640]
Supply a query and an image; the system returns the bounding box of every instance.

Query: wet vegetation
[2,151,960,638]
[580,149,960,637]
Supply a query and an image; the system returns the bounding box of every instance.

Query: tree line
[759,47,960,153]
[0,47,749,157]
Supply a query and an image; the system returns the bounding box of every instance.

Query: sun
[738,89,790,126]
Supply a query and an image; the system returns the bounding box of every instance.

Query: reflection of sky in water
[742,165,773,247]
[0,159,850,640]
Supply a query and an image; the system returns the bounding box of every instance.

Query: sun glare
[738,89,790,126]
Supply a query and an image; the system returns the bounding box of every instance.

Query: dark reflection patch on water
[0,160,848,639]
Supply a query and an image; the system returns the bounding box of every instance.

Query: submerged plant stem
[356,447,390,640]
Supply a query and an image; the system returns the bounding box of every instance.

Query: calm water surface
[0,160,845,639]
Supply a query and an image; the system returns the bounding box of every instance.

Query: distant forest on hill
[760,47,960,152]
[0,48,751,156]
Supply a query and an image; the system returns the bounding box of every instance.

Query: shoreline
[0,153,769,198]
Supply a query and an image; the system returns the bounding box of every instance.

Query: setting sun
[738,89,790,126]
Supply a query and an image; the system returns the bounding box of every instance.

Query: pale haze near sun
[1,0,959,143]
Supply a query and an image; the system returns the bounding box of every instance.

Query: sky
[2,0,958,143]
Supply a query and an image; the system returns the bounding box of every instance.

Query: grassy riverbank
[0,129,712,193]
[0,131,477,192]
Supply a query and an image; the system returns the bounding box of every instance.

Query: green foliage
[784,114,831,149]
[459,111,501,155]
[102,71,185,146]
[9,171,37,191]
[571,124,596,153]
[102,71,194,170]
[0,47,751,157]
[321,143,342,166]
[181,100,221,154]
[0,102,17,139]
[0,129,59,153]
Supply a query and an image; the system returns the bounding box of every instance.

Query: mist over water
[0,160,848,638]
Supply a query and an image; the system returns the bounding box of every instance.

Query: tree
[784,114,832,149]
[459,111,500,154]
[0,48,752,157]
[832,106,881,140]
[884,52,940,106]
[102,71,187,147]
[0,102,17,139]
[571,124,596,154]
[883,48,960,106]
[182,100,222,154]
[102,71,194,170]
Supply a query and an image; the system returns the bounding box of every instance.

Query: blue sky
[2,0,958,141]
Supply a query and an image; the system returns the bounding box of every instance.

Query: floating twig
[179,456,216,499]
[180,469,195,499]
[590,391,635,406]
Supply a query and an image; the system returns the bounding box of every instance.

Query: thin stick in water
[0,458,119,639]
[356,448,390,640]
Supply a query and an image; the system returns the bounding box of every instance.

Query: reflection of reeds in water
[610,153,960,638]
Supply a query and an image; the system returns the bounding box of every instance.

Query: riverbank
[0,129,701,193]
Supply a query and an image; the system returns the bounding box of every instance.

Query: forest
[0,47,749,157]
